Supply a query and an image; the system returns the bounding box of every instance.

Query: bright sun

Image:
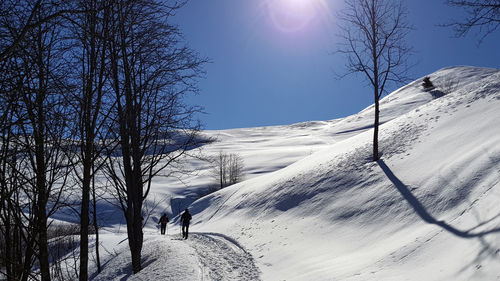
[266,0,327,33]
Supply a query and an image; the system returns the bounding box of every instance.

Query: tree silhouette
[337,0,413,161]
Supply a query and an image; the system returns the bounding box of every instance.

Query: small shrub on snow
[422,76,435,91]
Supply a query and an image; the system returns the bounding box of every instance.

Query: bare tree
[65,0,112,279]
[446,0,500,40]
[0,77,39,281]
[211,151,245,190]
[0,1,108,280]
[337,0,413,161]
[1,0,206,278]
[7,3,74,280]
[103,0,206,274]
[228,153,244,186]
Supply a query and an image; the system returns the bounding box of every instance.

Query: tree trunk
[370,0,380,162]
[130,210,143,274]
[35,50,50,281]
[79,158,91,281]
[36,147,50,281]
[92,165,101,273]
[124,180,144,274]
[4,207,13,281]
[220,158,223,189]
[373,98,380,161]
[38,202,50,281]
[129,163,144,274]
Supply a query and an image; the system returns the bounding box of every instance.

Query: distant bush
[48,222,97,240]
[422,76,435,90]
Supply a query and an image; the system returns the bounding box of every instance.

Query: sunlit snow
[77,66,500,280]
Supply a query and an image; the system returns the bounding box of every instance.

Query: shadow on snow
[378,159,500,238]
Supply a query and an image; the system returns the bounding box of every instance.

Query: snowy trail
[91,232,261,281]
[187,232,262,281]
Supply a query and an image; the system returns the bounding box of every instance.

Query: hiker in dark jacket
[180,209,192,239]
[158,213,169,235]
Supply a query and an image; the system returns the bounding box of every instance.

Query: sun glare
[266,0,330,33]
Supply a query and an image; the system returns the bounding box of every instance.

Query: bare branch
[446,0,500,41]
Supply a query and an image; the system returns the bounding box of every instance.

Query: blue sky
[174,0,500,130]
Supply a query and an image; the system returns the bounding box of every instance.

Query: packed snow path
[189,233,262,281]
[91,232,261,281]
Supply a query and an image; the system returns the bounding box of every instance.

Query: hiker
[180,209,192,239]
[158,213,169,235]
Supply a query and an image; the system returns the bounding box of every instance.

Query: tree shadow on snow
[378,160,500,238]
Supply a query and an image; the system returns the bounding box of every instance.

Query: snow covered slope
[90,66,500,281]
[180,66,500,280]
[154,66,497,195]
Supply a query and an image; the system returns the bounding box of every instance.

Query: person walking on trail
[180,209,192,239]
[158,213,169,235]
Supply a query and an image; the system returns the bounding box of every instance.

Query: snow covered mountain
[92,66,500,280]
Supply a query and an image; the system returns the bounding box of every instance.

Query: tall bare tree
[104,0,206,274]
[0,73,39,281]
[446,0,500,40]
[1,1,112,280]
[66,0,111,279]
[9,4,73,280]
[0,13,46,280]
[337,0,413,161]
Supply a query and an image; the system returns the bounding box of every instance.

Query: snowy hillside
[91,66,500,280]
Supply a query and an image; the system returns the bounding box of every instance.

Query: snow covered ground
[90,232,260,281]
[84,66,500,280]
